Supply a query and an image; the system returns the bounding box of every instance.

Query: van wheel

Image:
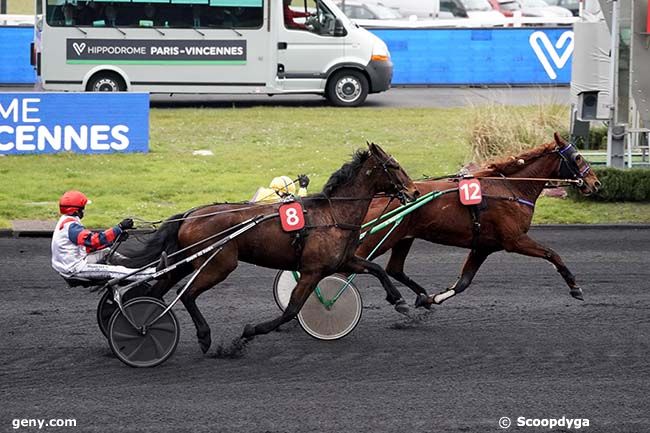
[87,73,126,92]
[326,70,368,107]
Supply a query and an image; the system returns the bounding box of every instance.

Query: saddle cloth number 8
[279,202,305,232]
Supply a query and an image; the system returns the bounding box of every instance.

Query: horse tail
[112,213,184,268]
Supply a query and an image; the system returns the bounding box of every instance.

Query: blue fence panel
[1,26,573,86]
[0,93,149,155]
[0,26,36,84]
[370,28,573,85]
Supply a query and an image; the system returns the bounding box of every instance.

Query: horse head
[482,134,601,196]
[367,143,419,203]
[552,133,601,195]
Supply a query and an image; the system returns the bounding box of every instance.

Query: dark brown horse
[357,133,601,307]
[118,143,418,352]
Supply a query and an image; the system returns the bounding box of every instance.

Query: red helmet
[59,190,89,215]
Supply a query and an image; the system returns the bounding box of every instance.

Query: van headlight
[371,40,390,62]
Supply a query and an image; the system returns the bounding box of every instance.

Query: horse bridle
[556,143,591,187]
[369,152,411,204]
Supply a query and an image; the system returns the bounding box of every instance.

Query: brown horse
[357,133,601,307]
[117,143,419,352]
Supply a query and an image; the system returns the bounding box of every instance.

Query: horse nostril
[594,181,602,190]
[413,190,421,198]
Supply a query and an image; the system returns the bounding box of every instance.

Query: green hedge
[569,167,650,202]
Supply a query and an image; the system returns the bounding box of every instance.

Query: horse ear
[369,142,387,156]
[368,142,378,153]
[553,132,566,146]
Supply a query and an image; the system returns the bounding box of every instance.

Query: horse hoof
[415,293,432,310]
[570,288,584,301]
[199,337,211,354]
[242,324,256,341]
[197,329,211,353]
[394,299,410,315]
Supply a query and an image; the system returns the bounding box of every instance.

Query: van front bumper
[366,59,393,93]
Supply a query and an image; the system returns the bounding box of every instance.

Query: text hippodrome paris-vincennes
[85,46,244,56]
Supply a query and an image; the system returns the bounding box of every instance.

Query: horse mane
[321,149,371,196]
[474,141,557,176]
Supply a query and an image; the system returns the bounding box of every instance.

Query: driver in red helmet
[51,190,156,282]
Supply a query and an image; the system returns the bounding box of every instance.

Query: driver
[283,0,311,30]
[251,174,310,203]
[51,190,156,282]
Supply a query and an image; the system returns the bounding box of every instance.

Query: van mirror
[333,18,347,37]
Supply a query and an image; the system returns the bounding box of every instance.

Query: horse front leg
[340,256,410,315]
[504,234,584,300]
[242,271,324,340]
[383,238,431,309]
[428,249,491,306]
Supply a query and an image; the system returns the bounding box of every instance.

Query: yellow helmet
[269,176,296,195]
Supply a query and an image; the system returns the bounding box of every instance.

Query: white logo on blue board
[529,31,574,80]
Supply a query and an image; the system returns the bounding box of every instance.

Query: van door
[276,0,344,91]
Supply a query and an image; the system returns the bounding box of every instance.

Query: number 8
[285,208,299,226]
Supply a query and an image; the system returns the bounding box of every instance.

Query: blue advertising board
[370,28,573,85]
[0,26,36,84]
[1,26,573,86]
[0,93,149,155]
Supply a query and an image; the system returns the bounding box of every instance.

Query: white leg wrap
[433,289,456,304]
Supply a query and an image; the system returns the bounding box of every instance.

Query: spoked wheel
[96,283,152,338]
[108,297,179,368]
[298,275,362,341]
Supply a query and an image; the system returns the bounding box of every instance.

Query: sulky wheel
[108,297,179,368]
[273,270,299,311]
[297,274,363,341]
[96,283,152,338]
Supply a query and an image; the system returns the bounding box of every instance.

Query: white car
[461,0,507,22]
[519,0,573,17]
[336,1,406,20]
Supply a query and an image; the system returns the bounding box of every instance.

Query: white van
[33,0,393,106]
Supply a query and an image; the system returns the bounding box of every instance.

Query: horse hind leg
[430,249,490,305]
[504,234,584,300]
[242,271,324,341]
[182,246,239,353]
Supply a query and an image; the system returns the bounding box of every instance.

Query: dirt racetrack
[1,227,649,433]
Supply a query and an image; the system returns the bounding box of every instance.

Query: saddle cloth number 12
[458,178,482,205]
[279,202,305,232]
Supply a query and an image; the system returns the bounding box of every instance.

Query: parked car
[440,0,469,17]
[361,0,440,18]
[487,0,521,17]
[543,0,579,16]
[519,0,572,17]
[337,1,405,20]
[457,0,506,20]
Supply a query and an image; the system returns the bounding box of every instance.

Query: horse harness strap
[482,194,535,208]
[468,204,482,252]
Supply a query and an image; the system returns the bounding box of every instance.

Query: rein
[134,193,398,228]
[470,176,584,186]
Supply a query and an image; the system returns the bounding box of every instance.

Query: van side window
[284,0,339,36]
[45,0,263,29]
